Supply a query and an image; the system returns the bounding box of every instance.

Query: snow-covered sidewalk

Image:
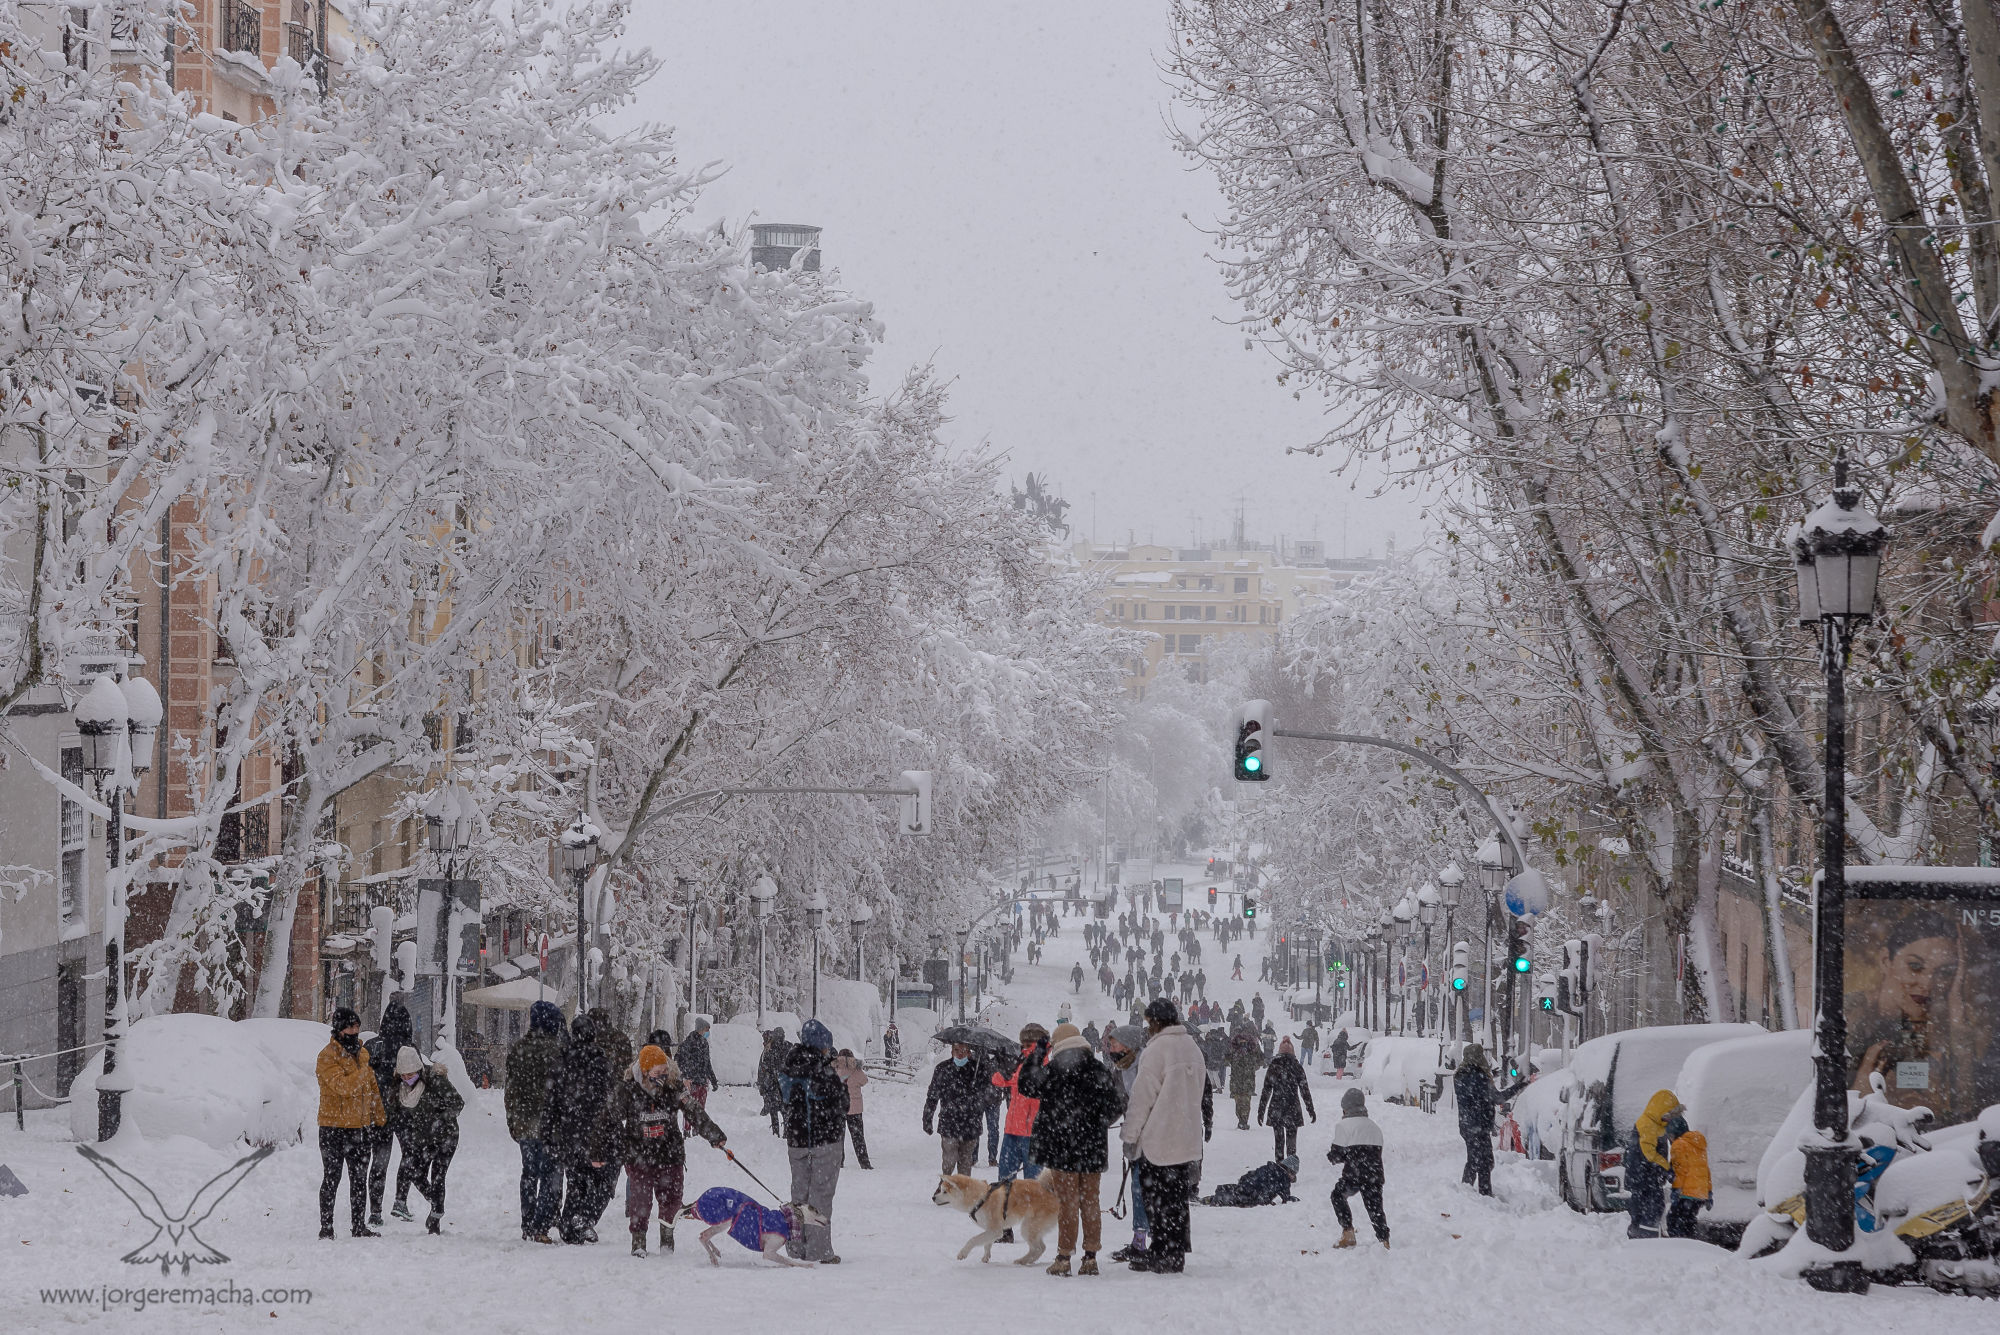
[0,879,1977,1332]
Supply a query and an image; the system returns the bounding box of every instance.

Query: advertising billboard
[1157,878,1184,911]
[1843,870,2000,1128]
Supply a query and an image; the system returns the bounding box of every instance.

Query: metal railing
[220,0,261,56]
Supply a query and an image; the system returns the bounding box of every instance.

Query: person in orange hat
[607,1043,727,1256]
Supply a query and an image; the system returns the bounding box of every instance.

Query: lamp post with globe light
[1437,863,1465,1038]
[558,819,599,1011]
[749,875,778,1027]
[1791,460,1886,1292]
[806,889,829,1018]
[1416,882,1440,1035]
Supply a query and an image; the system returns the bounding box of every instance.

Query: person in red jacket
[993,1023,1049,1183]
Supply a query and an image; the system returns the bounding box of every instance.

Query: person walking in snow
[609,1043,726,1255]
[1665,1119,1711,1239]
[832,1048,873,1169]
[1257,1037,1316,1161]
[1626,1089,1683,1238]
[923,1041,990,1175]
[1328,1028,1351,1078]
[388,1046,462,1233]
[993,1024,1049,1182]
[1251,993,1266,1026]
[362,999,413,1227]
[1072,962,1085,993]
[1260,1021,1277,1063]
[505,999,567,1242]
[1120,999,1209,1273]
[780,1019,846,1263]
[756,1028,790,1136]
[1201,1025,1229,1094]
[1231,955,1244,981]
[316,1008,387,1239]
[1019,1022,1126,1276]
[1326,1087,1389,1248]
[543,1011,618,1244]
[1195,967,1207,1000]
[1227,1026,1264,1130]
[1452,1044,1522,1197]
[1300,1022,1320,1068]
[676,1017,716,1129]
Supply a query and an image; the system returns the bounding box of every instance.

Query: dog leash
[1108,1161,1129,1220]
[723,1148,783,1202]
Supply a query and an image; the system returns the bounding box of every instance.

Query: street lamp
[1792,458,1886,1290]
[1391,899,1414,1034]
[78,673,157,1141]
[850,902,874,982]
[806,888,829,1018]
[424,784,475,1051]
[558,818,599,1011]
[1417,881,1440,1035]
[1437,863,1465,1039]
[749,875,777,1027]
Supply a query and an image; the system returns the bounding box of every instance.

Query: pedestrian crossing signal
[1538,994,1555,1011]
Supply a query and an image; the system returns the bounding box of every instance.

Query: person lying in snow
[1201,1155,1299,1206]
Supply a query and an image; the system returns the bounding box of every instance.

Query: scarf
[398,1076,424,1109]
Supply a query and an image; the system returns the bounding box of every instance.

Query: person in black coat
[923,1042,992,1176]
[676,1018,717,1130]
[361,1000,413,1226]
[1202,1157,1299,1206]
[1257,1037,1317,1160]
[1328,1028,1352,1077]
[780,1019,846,1263]
[1019,1022,1126,1274]
[541,1012,617,1243]
[756,1029,791,1135]
[1452,1044,1525,1197]
[1327,1087,1389,1247]
[387,1046,463,1232]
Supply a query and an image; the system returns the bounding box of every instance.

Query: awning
[459,977,568,1012]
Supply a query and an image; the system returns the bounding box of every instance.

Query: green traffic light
[1450,977,1467,991]
[1512,956,1532,973]
[1243,754,1261,772]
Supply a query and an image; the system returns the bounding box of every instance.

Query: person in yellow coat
[317,1007,388,1239]
[1665,1123,1712,1239]
[1625,1089,1682,1238]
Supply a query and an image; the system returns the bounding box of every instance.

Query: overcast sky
[622,1,1424,558]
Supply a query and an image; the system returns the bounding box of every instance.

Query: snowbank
[68,1014,331,1149]
[1361,1036,1445,1103]
[1678,1029,1813,1224]
[813,979,885,1059]
[1512,1074,1567,1159]
[708,1024,765,1087]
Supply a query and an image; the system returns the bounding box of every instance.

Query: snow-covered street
[0,879,1980,1333]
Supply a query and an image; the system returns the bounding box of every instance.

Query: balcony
[220,0,260,56]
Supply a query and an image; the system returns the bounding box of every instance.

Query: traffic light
[898,769,933,835]
[1233,699,1272,781]
[1508,919,1531,974]
[1449,940,1470,993]
[1242,897,1257,920]
[1208,886,1217,907]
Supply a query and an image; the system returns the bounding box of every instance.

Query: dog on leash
[680,1187,828,1268]
[932,1173,1058,1265]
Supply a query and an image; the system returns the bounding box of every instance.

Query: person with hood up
[1326,1087,1389,1248]
[362,1000,413,1227]
[1019,1022,1126,1276]
[389,1046,463,1233]
[608,1043,726,1256]
[1101,1025,1152,1263]
[1328,1028,1352,1078]
[1120,999,1209,1274]
[832,1048,872,1169]
[780,1018,847,1263]
[1665,1118,1711,1239]
[992,1023,1050,1183]
[1626,1089,1683,1238]
[756,1028,791,1136]
[505,999,567,1242]
[1201,1155,1299,1207]
[1227,1025,1265,1130]
[1452,1044,1523,1197]
[923,1041,990,1175]
[1257,1036,1317,1161]
[883,1022,902,1065]
[677,1017,716,1128]
[542,1012,618,1243]
[316,1008,387,1239]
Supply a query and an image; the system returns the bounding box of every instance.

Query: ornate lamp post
[806,889,829,1018]
[558,819,599,1011]
[425,785,475,1050]
[1792,460,1886,1291]
[850,902,874,982]
[749,875,778,1027]
[1416,881,1440,1035]
[1437,863,1465,1039]
[78,674,157,1140]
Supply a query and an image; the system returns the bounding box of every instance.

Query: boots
[1381,1238,1391,1250]
[318,1223,336,1241]
[631,1231,648,1257]
[426,1212,441,1235]
[1336,1228,1357,1249]
[1047,1254,1072,1277]
[660,1222,675,1252]
[391,1200,414,1222]
[1079,1253,1100,1276]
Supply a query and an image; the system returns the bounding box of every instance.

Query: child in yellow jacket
[1665,1123,1711,1239]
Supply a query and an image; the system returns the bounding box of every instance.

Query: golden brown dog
[931,1173,1059,1265]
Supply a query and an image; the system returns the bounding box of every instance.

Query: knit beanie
[637,1044,671,1078]
[394,1045,424,1076]
[1050,1023,1081,1044]
[1342,1087,1368,1117]
[1019,1023,1050,1046]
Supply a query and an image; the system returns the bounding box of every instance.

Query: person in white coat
[1119,998,1209,1273]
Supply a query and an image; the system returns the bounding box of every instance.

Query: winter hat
[1342,1087,1368,1117]
[528,999,564,1035]
[1144,997,1180,1028]
[1282,1154,1300,1179]
[637,1044,671,1078]
[1462,1043,1491,1072]
[394,1045,424,1077]
[1050,1023,1081,1044]
[692,1017,711,1033]
[1107,1024,1146,1054]
[1019,1023,1050,1046]
[330,1007,361,1034]
[1279,1036,1295,1055]
[799,1019,834,1051]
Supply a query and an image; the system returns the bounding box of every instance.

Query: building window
[1180,605,1199,619]
[1205,606,1216,621]
[59,747,86,926]
[1234,577,1249,593]
[1162,606,1175,620]
[1178,634,1203,654]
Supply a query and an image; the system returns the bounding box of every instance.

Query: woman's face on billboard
[1881,935,1957,1022]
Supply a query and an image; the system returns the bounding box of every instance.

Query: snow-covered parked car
[68,1013,339,1149]
[1675,1029,1814,1242]
[1555,1022,1766,1214]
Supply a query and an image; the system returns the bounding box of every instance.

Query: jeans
[517,1138,563,1235]
[983,1104,1002,1161]
[786,1142,842,1261]
[318,1126,372,1232]
[997,1132,1042,1183]
[1133,1160,1193,1265]
[1128,1159,1148,1235]
[1332,1175,1389,1242]
[624,1162,685,1233]
[1045,1169,1102,1256]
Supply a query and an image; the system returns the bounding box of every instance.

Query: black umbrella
[932,1025,1020,1059]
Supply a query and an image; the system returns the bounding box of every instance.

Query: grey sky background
[622,0,1426,557]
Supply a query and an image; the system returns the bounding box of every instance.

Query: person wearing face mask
[923,1042,990,1176]
[389,1046,463,1234]
[316,1008,388,1239]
